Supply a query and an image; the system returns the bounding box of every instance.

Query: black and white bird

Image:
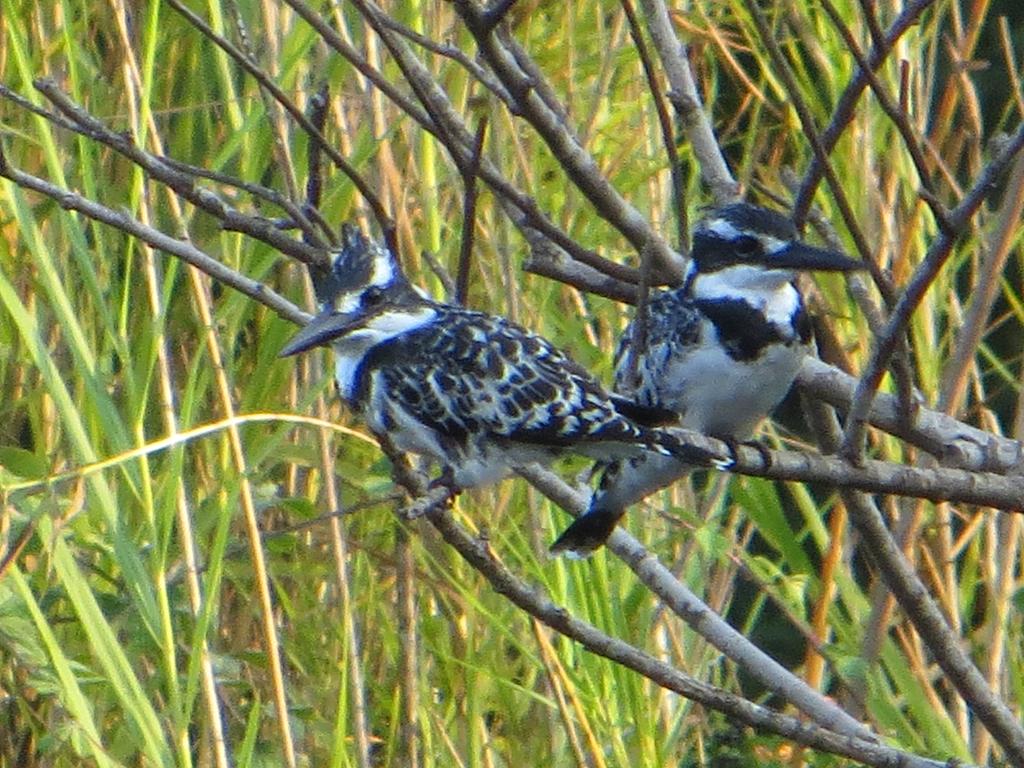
[280,225,724,507]
[550,202,862,556]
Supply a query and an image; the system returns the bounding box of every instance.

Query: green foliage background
[1,1,1023,766]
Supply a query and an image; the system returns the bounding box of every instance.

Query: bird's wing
[613,289,703,406]
[369,308,649,450]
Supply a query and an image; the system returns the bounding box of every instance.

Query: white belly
[666,341,807,438]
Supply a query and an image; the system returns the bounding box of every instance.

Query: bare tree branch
[0,146,308,327]
[792,0,938,224]
[453,0,686,279]
[841,120,1024,457]
[636,0,739,203]
[938,151,1024,414]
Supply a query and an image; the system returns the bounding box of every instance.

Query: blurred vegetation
[1,1,1023,766]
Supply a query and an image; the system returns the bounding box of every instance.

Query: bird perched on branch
[550,202,863,557]
[281,225,727,511]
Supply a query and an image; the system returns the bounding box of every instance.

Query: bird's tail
[549,460,629,557]
[549,508,623,557]
[549,438,733,557]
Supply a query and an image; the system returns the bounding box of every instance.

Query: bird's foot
[720,437,773,469]
[403,468,460,519]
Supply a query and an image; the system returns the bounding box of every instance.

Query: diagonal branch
[386,452,958,768]
[792,0,938,224]
[0,147,307,327]
[27,78,329,269]
[841,120,1024,457]
[429,505,960,768]
[636,0,738,203]
[517,465,876,743]
[453,0,685,280]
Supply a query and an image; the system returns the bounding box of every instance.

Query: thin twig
[522,249,640,304]
[741,0,923,448]
[281,0,436,132]
[0,77,324,248]
[301,84,338,298]
[455,119,488,306]
[739,0,888,295]
[304,84,330,233]
[620,0,687,250]
[166,0,396,243]
[792,0,937,223]
[841,120,1024,458]
[161,157,331,246]
[373,11,515,107]
[224,0,300,202]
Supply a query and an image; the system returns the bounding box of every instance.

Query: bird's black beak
[279,310,362,357]
[771,241,863,273]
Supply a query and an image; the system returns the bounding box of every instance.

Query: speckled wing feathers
[362,305,659,453]
[613,289,702,406]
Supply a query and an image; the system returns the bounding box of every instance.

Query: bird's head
[684,203,862,299]
[280,225,426,357]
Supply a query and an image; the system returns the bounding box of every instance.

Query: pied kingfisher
[550,202,862,556]
[280,225,724,508]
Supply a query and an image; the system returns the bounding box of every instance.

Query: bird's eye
[362,286,384,306]
[732,235,760,255]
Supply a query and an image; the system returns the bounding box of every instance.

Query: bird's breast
[662,335,808,438]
